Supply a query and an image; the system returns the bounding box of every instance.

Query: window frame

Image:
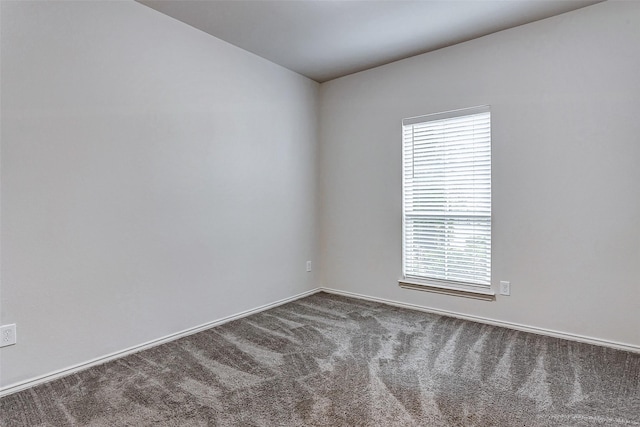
[400,105,494,300]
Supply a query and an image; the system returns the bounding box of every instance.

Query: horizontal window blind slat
[404,258,491,270]
[404,263,491,276]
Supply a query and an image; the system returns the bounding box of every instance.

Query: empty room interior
[1,0,639,425]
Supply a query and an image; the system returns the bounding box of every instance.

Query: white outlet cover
[499,281,511,296]
[0,324,17,347]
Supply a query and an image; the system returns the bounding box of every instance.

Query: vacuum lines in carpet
[1,292,638,426]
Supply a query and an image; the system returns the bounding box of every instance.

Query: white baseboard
[319,287,640,354]
[0,288,320,398]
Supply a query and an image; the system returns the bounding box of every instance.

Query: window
[401,106,492,297]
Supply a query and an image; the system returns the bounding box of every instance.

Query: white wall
[319,1,640,348]
[0,1,319,387]
[3,0,639,393]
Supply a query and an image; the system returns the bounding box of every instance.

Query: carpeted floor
[1,292,639,426]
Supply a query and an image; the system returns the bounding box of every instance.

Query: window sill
[398,279,495,301]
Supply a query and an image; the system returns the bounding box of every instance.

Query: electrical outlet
[306,261,312,272]
[499,281,511,296]
[0,324,17,347]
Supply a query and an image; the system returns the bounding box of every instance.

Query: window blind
[402,106,491,288]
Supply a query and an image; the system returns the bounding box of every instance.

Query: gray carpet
[1,292,639,426]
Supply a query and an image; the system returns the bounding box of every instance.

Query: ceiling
[138,0,602,83]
